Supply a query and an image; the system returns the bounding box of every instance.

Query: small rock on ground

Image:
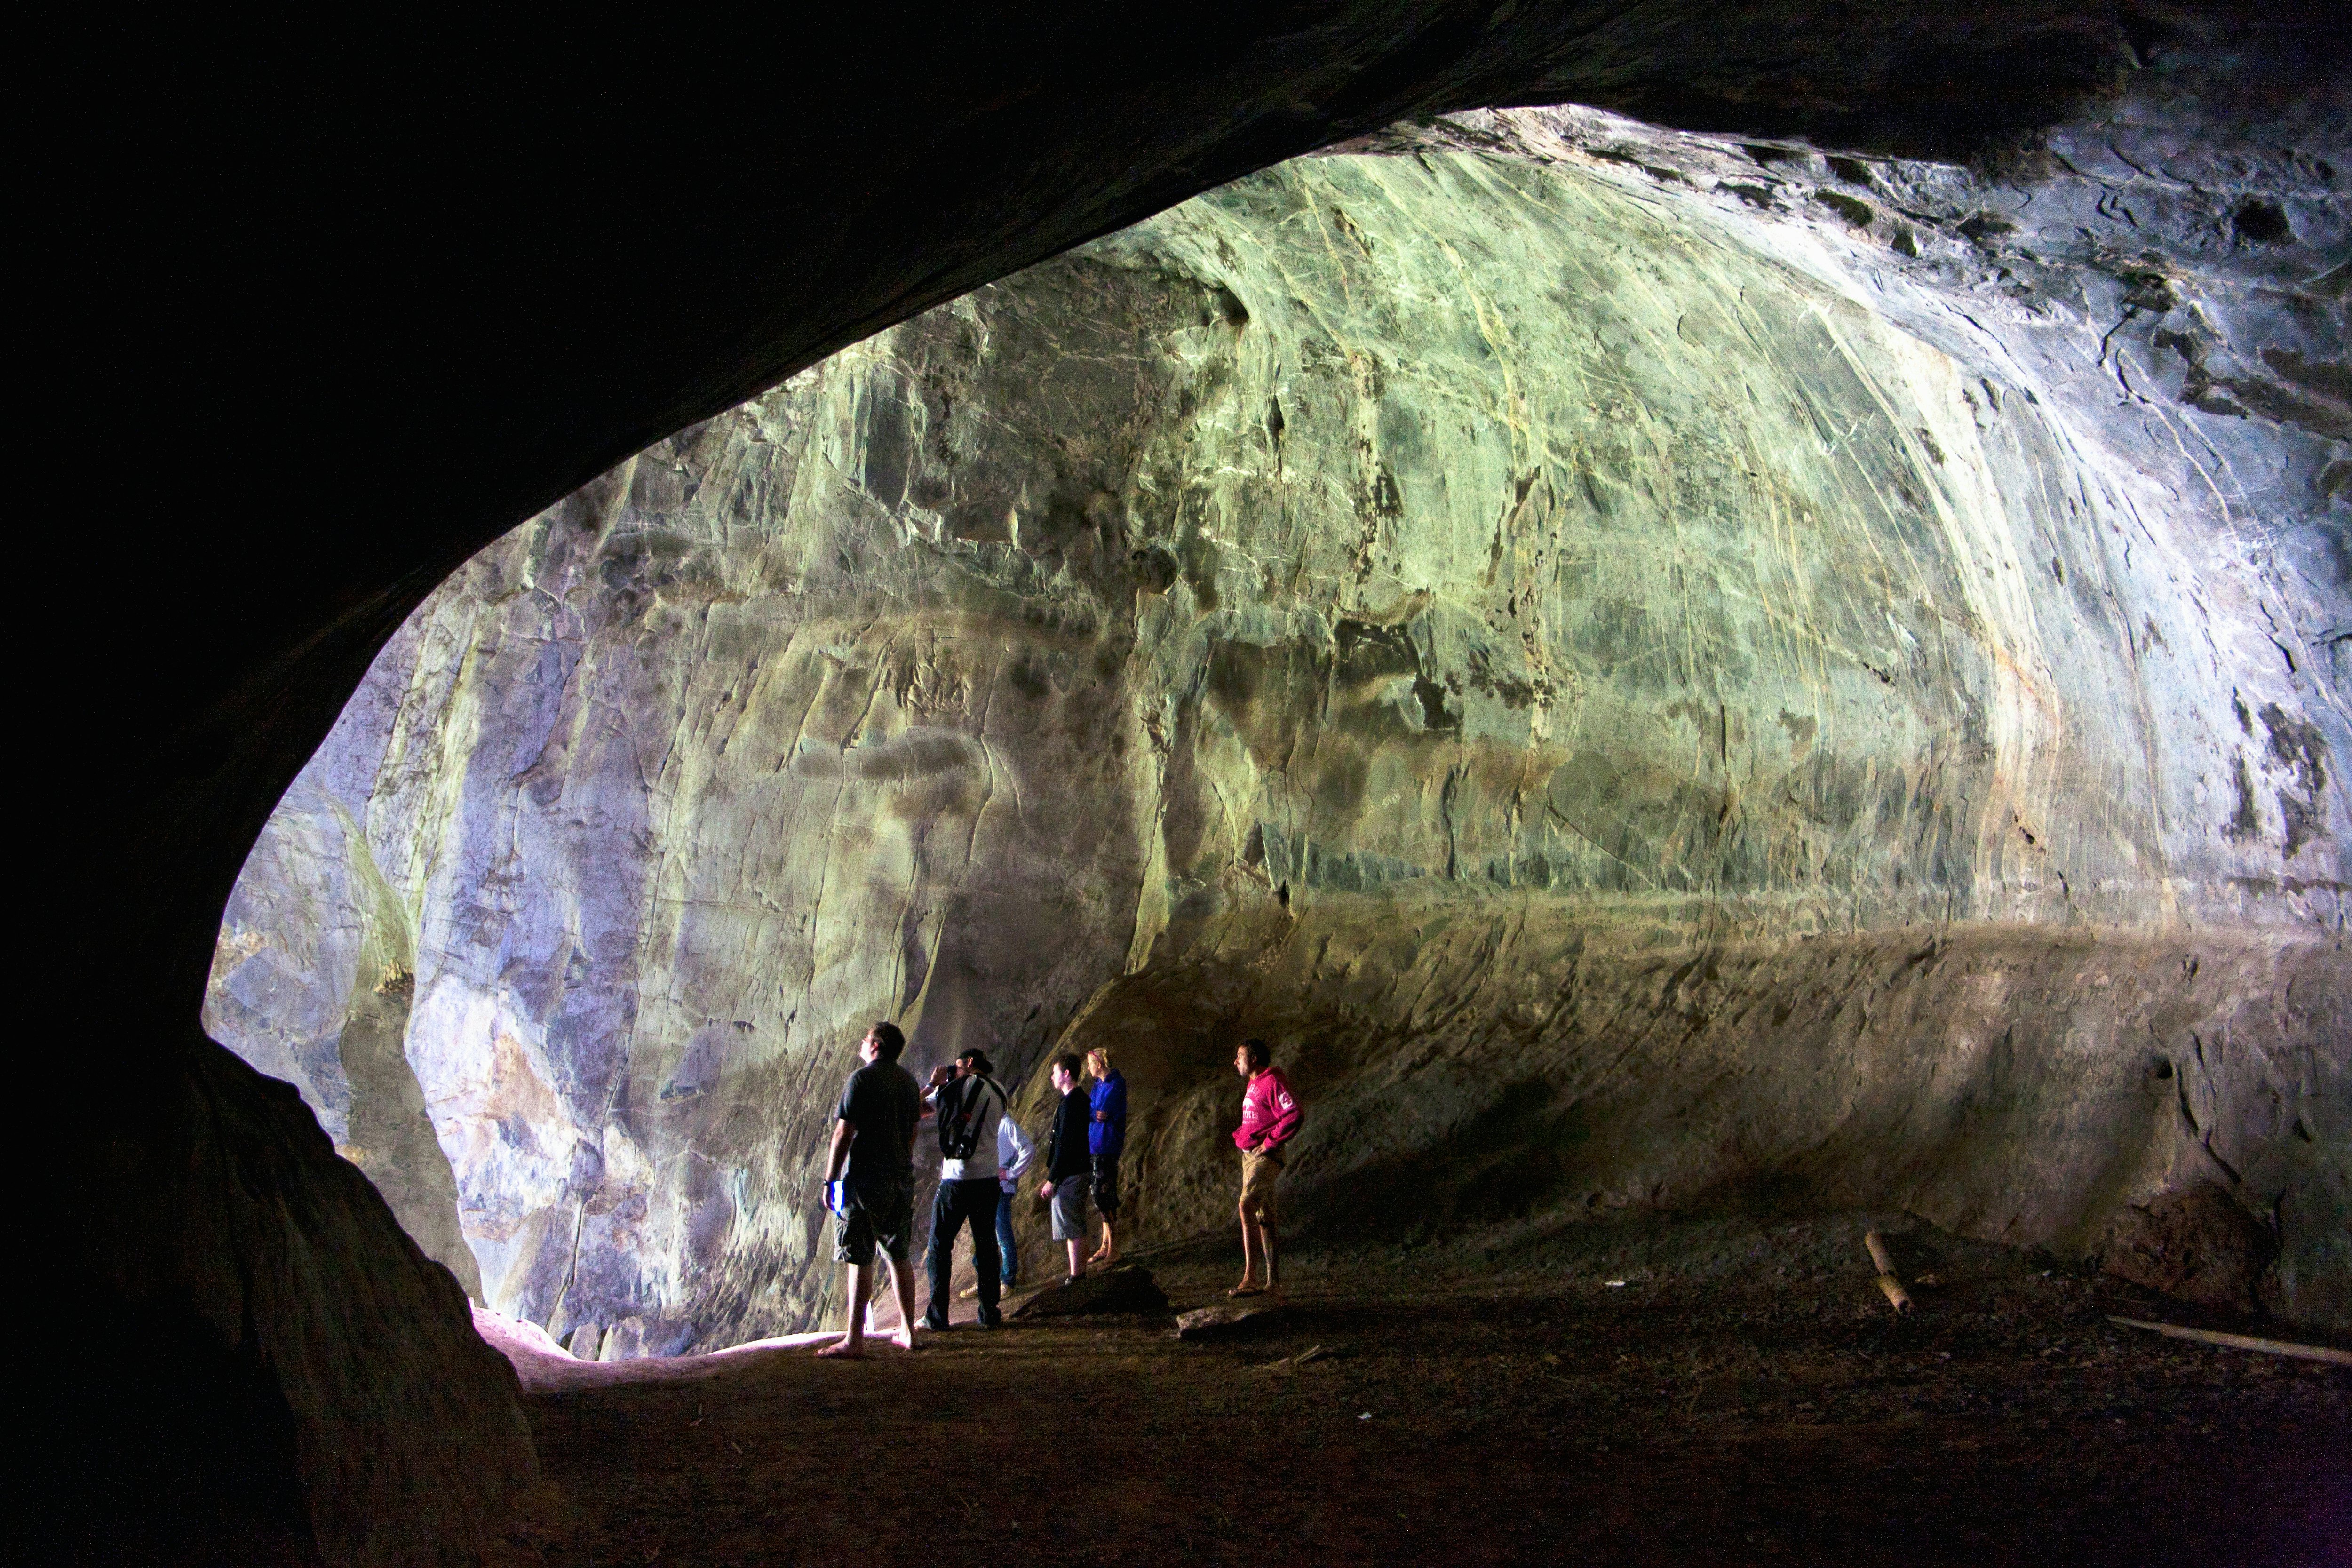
[1175,1303,1286,1340]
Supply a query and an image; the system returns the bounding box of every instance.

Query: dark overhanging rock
[32,8,2349,1562]
[32,1042,537,1565]
[90,8,2344,1040]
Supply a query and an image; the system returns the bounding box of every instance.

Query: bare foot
[891,1325,917,1351]
[1227,1282,1263,1298]
[814,1339,865,1360]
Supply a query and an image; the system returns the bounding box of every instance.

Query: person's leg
[925,1181,957,1330]
[819,1261,873,1357]
[1050,1176,1089,1280]
[1232,1154,1263,1294]
[822,1203,879,1355]
[995,1186,1018,1285]
[1091,1152,1120,1264]
[969,1183,1002,1326]
[886,1247,918,1349]
[874,1184,918,1349]
[1088,1152,1108,1263]
[1259,1161,1281,1296]
[1103,1151,1120,1263]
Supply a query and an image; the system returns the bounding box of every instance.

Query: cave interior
[30,7,2349,1565]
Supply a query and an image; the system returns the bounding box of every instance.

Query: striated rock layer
[212,129,2348,1345]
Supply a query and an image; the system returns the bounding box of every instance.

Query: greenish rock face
[207,141,2349,1352]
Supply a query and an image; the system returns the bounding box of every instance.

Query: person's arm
[823,1118,854,1183]
[1259,1072,1302,1150]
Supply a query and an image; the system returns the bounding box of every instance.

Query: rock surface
[44,1040,539,1566]
[1175,1303,1288,1340]
[213,88,2347,1343]
[2102,1182,2280,1315]
[1011,1267,1172,1319]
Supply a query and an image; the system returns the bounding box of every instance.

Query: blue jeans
[996,1185,1019,1284]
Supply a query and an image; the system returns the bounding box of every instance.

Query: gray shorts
[833,1182,914,1266]
[1049,1173,1093,1241]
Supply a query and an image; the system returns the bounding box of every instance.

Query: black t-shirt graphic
[835,1059,922,1193]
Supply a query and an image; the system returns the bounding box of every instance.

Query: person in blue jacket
[1085,1047,1128,1265]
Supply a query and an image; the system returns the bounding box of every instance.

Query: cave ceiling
[71,4,2344,1019]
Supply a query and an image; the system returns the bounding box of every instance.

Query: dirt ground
[492,1214,2350,1568]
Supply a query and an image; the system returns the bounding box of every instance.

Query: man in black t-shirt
[818,1021,922,1359]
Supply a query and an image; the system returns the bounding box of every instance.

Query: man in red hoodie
[1229,1037,1300,1298]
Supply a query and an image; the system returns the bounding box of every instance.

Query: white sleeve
[1000,1108,1035,1173]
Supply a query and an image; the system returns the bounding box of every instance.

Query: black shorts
[833,1182,914,1266]
[1091,1149,1121,1218]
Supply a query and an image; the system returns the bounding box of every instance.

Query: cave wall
[44,1041,538,1566]
[212,134,2348,1342]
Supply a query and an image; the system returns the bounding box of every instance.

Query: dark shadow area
[28,1303,319,1568]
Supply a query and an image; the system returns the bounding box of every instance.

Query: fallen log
[2106,1316,2352,1367]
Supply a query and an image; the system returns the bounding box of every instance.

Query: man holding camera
[922,1048,1011,1330]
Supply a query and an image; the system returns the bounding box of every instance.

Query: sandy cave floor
[490,1214,2349,1568]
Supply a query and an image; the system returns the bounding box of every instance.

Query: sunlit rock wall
[210,131,2350,1344]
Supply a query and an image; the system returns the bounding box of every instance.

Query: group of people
[814,1024,1300,1358]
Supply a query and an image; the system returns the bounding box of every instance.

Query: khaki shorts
[1239,1148,1284,1226]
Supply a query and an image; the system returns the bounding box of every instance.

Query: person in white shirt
[921,1049,1011,1330]
[968,1078,1036,1298]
